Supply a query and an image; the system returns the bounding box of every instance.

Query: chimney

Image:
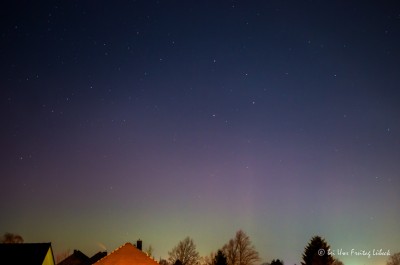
[137,239,142,251]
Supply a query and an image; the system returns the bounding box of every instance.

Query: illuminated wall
[42,247,55,265]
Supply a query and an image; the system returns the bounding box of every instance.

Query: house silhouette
[94,242,158,265]
[57,249,107,265]
[0,243,55,265]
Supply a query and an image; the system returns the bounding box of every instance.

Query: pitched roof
[0,243,53,265]
[94,243,159,265]
[58,250,90,265]
[89,251,107,264]
[57,250,107,265]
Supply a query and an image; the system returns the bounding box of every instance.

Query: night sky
[1,1,400,265]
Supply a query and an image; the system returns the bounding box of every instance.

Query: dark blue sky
[1,1,400,265]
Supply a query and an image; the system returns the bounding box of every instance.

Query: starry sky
[1,1,400,265]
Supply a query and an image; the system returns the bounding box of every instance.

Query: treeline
[159,231,399,265]
[2,231,399,265]
[159,231,336,265]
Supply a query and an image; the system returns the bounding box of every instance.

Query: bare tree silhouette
[168,237,200,265]
[222,230,260,265]
[1,233,24,243]
[387,252,400,265]
[201,251,216,265]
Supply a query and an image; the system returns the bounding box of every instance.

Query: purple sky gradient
[1,1,400,265]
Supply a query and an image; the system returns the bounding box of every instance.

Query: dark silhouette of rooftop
[0,243,54,265]
[58,250,89,265]
[89,251,107,264]
[58,250,108,265]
